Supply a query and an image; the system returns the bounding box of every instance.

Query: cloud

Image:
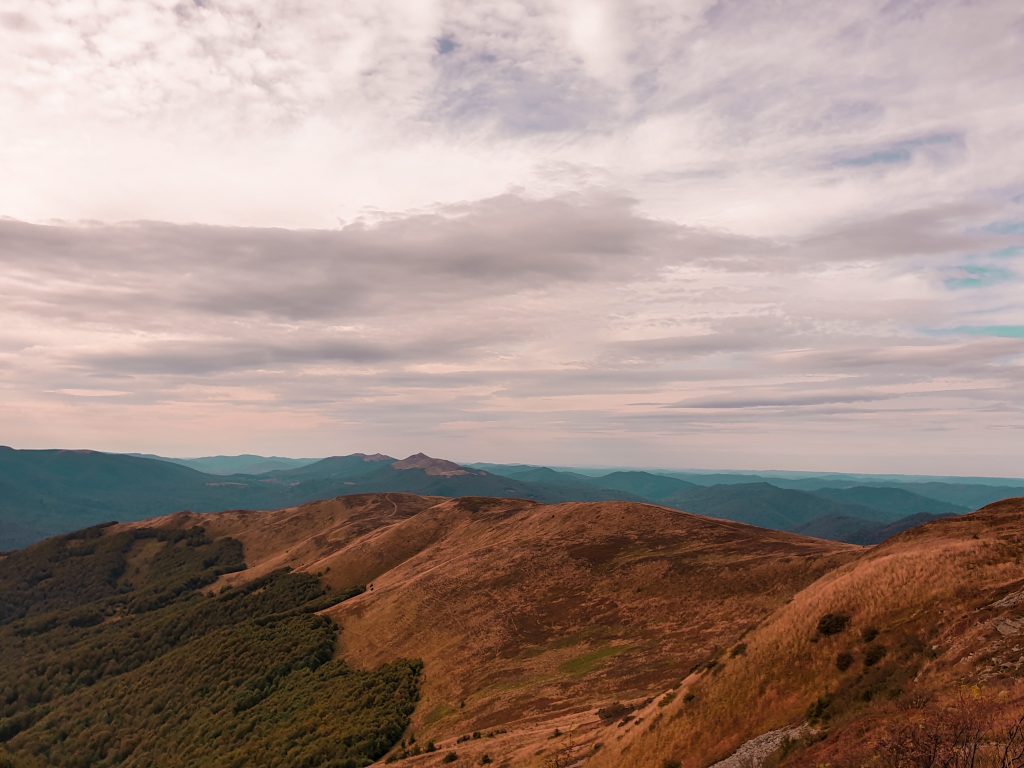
[0,0,1023,473]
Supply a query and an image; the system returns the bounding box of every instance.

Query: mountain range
[3,446,1018,551]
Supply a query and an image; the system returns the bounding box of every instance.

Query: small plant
[442,752,458,764]
[426,740,437,752]
[597,701,634,720]
[836,651,854,671]
[480,755,492,765]
[663,760,682,768]
[731,642,747,657]
[807,693,833,722]
[817,612,851,636]
[864,644,887,667]
[861,626,879,642]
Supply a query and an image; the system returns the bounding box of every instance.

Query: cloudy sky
[2,0,1023,474]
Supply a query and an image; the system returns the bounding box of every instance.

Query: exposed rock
[990,588,1024,610]
[995,617,1024,637]
[708,725,809,768]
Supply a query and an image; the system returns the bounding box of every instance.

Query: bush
[864,644,887,667]
[442,752,458,764]
[836,651,854,671]
[862,626,879,642]
[597,701,634,720]
[817,613,851,636]
[807,694,833,722]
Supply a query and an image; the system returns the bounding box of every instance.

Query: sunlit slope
[589,497,1024,768]
[139,494,856,763]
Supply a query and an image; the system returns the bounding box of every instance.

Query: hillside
[587,497,1024,768]
[0,519,419,767]
[6,494,1024,766]
[111,494,854,766]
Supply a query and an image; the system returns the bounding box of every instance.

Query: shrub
[442,752,458,764]
[807,694,833,722]
[864,644,887,667]
[817,613,851,636]
[597,702,633,720]
[730,643,747,657]
[836,651,854,671]
[480,756,492,765]
[862,626,879,642]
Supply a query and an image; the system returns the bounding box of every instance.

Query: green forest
[0,524,421,767]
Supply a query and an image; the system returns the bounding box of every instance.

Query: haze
[1,1,1022,474]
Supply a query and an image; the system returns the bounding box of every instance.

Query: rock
[995,618,1024,636]
[709,725,809,768]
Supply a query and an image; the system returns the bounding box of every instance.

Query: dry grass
[118,493,856,764]
[588,498,1024,768]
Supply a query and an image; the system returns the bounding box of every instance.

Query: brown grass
[118,493,856,764]
[588,498,1024,768]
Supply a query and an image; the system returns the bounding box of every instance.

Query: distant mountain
[794,511,954,545]
[503,466,597,485]
[870,481,1024,510]
[663,482,880,532]
[0,449,579,548]
[259,452,397,481]
[0,448,275,549]
[811,485,969,521]
[5,449,1015,551]
[591,470,701,501]
[133,453,321,475]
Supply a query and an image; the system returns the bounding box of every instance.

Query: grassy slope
[143,495,857,766]
[588,497,1024,768]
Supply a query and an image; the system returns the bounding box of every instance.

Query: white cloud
[0,0,1022,472]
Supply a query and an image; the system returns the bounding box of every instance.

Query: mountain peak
[393,453,472,476]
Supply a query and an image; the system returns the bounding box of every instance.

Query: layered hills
[5,493,1024,767]
[0,447,1001,550]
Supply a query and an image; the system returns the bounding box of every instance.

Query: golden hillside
[589,498,1024,768]
[129,493,856,765]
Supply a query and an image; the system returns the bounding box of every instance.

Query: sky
[1,0,1023,475]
